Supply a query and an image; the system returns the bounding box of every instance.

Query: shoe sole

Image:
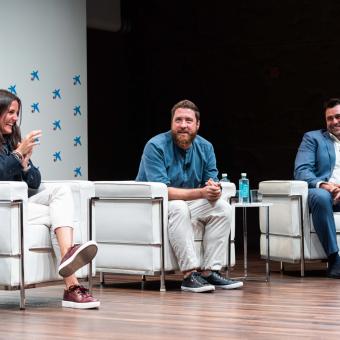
[181,285,215,293]
[59,241,98,277]
[62,300,100,309]
[215,281,244,289]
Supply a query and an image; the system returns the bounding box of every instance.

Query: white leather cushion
[26,224,52,249]
[95,199,163,244]
[260,233,335,261]
[259,197,303,236]
[96,243,175,272]
[260,234,312,261]
[0,252,58,286]
[0,204,22,254]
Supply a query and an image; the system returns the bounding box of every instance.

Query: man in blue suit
[295,98,340,278]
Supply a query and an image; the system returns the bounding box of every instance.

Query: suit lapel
[322,130,335,171]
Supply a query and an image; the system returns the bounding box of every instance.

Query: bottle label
[239,181,249,202]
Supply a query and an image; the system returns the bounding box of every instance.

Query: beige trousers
[168,198,231,272]
[27,184,74,262]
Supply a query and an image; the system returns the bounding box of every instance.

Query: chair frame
[261,193,305,276]
[0,198,25,309]
[90,196,167,291]
[0,194,94,309]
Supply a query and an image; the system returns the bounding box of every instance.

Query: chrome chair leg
[100,272,105,285]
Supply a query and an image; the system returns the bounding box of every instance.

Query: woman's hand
[15,130,42,156]
[21,149,33,169]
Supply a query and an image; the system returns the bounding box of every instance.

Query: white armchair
[92,181,236,291]
[0,180,95,309]
[258,180,340,276]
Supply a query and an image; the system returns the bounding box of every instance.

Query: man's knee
[213,199,232,220]
[309,188,333,210]
[168,200,190,218]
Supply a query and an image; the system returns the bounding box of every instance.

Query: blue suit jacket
[294,129,336,188]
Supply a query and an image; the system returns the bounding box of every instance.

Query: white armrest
[259,180,308,196]
[94,181,168,199]
[220,182,236,201]
[0,181,28,201]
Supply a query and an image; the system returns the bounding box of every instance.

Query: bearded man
[136,99,243,293]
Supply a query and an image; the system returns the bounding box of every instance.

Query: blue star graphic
[73,105,81,116]
[73,136,81,146]
[31,70,40,81]
[8,85,17,95]
[53,151,62,162]
[73,75,81,85]
[52,89,61,99]
[74,167,82,177]
[31,102,40,113]
[53,120,61,130]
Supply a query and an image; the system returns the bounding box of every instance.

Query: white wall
[0,0,88,179]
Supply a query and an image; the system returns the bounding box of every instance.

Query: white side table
[230,202,272,282]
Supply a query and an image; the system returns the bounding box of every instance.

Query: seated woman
[0,89,100,309]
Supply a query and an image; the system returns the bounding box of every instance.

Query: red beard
[172,131,197,149]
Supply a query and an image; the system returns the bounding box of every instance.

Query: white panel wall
[0,0,88,179]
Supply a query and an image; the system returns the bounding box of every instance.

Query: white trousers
[168,198,231,272]
[27,184,74,262]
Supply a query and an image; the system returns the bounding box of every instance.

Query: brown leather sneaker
[62,285,100,309]
[58,240,98,277]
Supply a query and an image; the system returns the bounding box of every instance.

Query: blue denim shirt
[0,138,41,189]
[136,131,219,188]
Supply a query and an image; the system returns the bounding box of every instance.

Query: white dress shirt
[317,133,340,187]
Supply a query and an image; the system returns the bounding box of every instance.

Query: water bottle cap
[241,172,247,176]
[222,173,228,177]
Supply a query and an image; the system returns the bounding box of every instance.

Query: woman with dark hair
[0,89,100,309]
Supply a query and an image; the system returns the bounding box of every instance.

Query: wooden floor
[1,257,340,339]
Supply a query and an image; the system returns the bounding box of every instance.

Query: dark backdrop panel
[87,1,340,250]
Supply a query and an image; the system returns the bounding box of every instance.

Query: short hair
[323,98,340,112]
[171,99,200,121]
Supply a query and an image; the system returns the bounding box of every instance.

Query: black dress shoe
[327,262,340,278]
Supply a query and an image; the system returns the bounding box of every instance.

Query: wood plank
[0,257,340,339]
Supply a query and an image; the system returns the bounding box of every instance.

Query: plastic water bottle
[239,172,249,203]
[220,173,230,182]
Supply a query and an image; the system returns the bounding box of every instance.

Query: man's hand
[201,178,222,201]
[320,182,340,202]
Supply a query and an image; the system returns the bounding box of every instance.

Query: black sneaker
[181,272,215,293]
[203,271,243,289]
[327,262,340,278]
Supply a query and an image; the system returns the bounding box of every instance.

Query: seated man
[0,89,100,308]
[136,99,243,292]
[295,98,340,278]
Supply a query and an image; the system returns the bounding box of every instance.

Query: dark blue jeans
[308,188,340,256]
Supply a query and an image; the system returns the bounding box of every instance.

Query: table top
[231,202,273,207]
